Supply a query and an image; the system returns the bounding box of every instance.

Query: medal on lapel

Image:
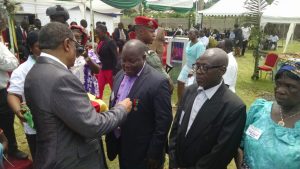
[133,99,139,111]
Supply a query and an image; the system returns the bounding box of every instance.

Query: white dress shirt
[0,42,19,89]
[40,52,68,69]
[242,27,251,41]
[223,52,238,93]
[119,29,126,41]
[7,55,36,134]
[198,36,209,47]
[185,81,223,134]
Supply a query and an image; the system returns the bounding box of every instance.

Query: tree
[244,0,269,80]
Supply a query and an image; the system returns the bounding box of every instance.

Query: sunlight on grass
[15,41,299,169]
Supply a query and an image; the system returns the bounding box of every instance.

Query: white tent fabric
[260,0,300,53]
[18,0,122,14]
[198,0,249,16]
[261,0,300,25]
[17,0,121,33]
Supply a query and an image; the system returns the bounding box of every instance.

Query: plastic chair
[258,53,279,80]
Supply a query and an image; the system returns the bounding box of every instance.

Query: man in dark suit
[24,22,132,169]
[106,39,173,169]
[113,22,128,53]
[169,48,246,169]
[15,20,30,62]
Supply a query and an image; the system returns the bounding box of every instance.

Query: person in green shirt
[134,16,173,92]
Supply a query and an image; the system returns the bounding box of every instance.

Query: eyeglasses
[192,64,224,73]
[69,38,84,55]
[69,38,81,48]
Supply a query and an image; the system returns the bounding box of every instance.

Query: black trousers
[242,40,248,56]
[25,134,36,161]
[0,88,18,152]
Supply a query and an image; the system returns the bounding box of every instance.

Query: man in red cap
[135,16,173,91]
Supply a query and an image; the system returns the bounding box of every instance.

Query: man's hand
[146,158,163,169]
[117,98,132,113]
[15,109,26,122]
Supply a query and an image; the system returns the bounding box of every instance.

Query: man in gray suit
[24,22,132,169]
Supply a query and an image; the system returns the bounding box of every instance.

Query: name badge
[246,125,263,140]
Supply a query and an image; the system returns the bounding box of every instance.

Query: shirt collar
[125,61,146,77]
[137,62,146,77]
[40,52,68,69]
[197,80,223,100]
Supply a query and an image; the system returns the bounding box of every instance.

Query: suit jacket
[24,56,127,169]
[113,28,128,42]
[15,26,29,60]
[169,83,246,169]
[106,64,173,169]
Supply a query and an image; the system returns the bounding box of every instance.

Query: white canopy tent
[17,0,122,33]
[198,0,249,16]
[261,0,300,53]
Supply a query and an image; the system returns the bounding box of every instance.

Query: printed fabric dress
[241,99,300,169]
[71,49,100,97]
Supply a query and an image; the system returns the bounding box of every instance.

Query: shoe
[8,149,28,159]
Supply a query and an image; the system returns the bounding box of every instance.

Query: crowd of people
[0,4,299,169]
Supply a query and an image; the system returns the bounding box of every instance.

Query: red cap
[134,16,158,30]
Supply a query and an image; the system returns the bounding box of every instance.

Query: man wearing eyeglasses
[169,48,246,169]
[24,22,132,169]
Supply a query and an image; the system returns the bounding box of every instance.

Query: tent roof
[17,0,122,14]
[261,0,300,24]
[146,0,194,13]
[198,0,249,16]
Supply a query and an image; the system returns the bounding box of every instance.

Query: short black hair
[80,19,87,27]
[39,22,73,50]
[96,24,107,33]
[27,30,39,48]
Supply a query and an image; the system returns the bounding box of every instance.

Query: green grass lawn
[14,40,299,169]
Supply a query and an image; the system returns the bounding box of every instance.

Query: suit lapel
[127,64,150,99]
[110,72,124,107]
[184,84,227,146]
[176,85,199,148]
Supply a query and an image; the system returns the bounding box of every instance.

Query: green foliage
[244,0,269,80]
[204,0,220,9]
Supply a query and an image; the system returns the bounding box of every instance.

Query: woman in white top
[7,31,41,160]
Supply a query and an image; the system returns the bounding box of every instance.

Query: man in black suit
[24,22,132,169]
[15,20,30,62]
[169,48,246,169]
[113,22,128,53]
[106,40,173,169]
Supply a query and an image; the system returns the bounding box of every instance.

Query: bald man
[169,48,246,169]
[106,40,172,169]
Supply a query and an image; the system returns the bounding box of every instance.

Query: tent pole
[90,0,94,51]
[83,0,86,20]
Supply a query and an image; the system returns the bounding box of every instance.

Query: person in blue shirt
[177,29,205,103]
[239,61,300,169]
